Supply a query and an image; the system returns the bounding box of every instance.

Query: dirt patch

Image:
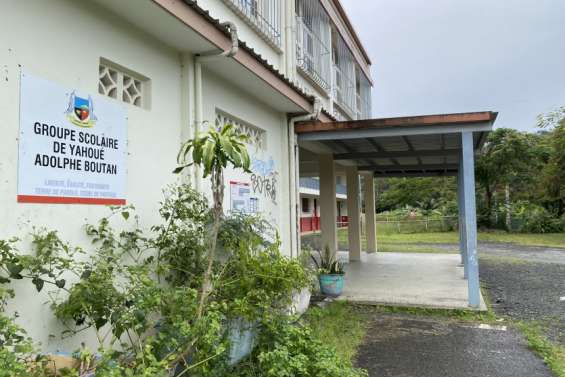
[355,312,552,377]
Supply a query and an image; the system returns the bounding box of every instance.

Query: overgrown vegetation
[374,108,565,233]
[306,302,368,363]
[0,124,367,376]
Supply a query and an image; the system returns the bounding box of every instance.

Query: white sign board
[17,72,127,205]
[230,181,251,213]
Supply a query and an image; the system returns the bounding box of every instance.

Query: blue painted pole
[458,155,468,278]
[461,131,480,308]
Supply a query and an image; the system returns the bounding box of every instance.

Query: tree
[475,128,540,227]
[538,107,565,216]
[174,123,251,316]
[376,177,456,214]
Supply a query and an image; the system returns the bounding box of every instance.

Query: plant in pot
[288,247,316,315]
[311,246,346,297]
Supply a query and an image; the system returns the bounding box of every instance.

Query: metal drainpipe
[194,22,239,190]
[288,97,322,258]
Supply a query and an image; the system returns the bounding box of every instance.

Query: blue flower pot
[319,274,344,296]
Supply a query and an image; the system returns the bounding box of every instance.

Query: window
[331,29,356,118]
[215,110,267,151]
[295,0,331,91]
[98,59,150,109]
[302,197,310,213]
[223,0,281,48]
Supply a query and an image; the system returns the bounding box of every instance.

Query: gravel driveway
[480,256,565,344]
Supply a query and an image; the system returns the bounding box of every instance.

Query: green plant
[517,322,565,377]
[175,123,251,318]
[306,302,368,363]
[228,316,367,377]
[310,246,345,275]
[0,290,50,376]
[151,184,210,287]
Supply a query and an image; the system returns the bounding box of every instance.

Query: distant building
[299,177,348,232]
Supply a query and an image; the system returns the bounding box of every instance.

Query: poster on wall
[17,72,127,205]
[230,181,252,213]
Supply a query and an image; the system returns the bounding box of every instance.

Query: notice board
[17,72,127,205]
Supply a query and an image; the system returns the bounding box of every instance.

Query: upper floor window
[356,67,372,119]
[295,0,331,92]
[223,0,281,49]
[331,28,356,119]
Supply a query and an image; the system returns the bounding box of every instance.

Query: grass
[478,232,565,248]
[371,304,499,323]
[328,229,565,253]
[306,301,369,363]
[517,322,565,377]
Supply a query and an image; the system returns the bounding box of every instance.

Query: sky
[340,0,565,131]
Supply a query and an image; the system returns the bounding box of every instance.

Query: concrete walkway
[338,252,487,310]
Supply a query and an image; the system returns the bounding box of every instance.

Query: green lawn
[306,302,369,364]
[331,229,565,253]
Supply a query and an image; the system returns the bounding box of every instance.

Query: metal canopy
[296,111,498,178]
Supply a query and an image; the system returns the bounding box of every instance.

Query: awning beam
[334,149,460,160]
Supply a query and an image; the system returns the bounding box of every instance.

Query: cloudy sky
[341,0,565,131]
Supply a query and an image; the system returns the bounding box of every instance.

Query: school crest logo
[65,91,97,128]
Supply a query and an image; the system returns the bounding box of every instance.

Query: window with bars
[357,69,372,119]
[98,60,150,109]
[331,28,356,119]
[223,0,281,49]
[295,0,331,92]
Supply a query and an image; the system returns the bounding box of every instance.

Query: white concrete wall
[201,67,291,252]
[0,0,183,351]
[0,0,295,353]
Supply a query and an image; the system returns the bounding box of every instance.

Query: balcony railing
[333,64,356,118]
[296,16,331,91]
[299,178,347,196]
[223,0,281,48]
[356,95,371,120]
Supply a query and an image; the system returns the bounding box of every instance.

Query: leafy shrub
[228,317,367,377]
[512,202,565,233]
[216,214,311,320]
[0,184,350,376]
[0,286,51,377]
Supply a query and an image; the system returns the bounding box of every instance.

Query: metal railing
[333,63,356,118]
[223,0,281,47]
[299,177,347,196]
[296,16,332,91]
[295,0,332,92]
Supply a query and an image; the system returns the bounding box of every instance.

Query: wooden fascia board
[296,112,497,134]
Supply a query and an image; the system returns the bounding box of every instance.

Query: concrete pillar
[363,173,377,253]
[346,166,362,261]
[461,131,480,308]
[457,166,468,278]
[319,154,337,256]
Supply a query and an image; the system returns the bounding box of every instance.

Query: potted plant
[311,246,346,297]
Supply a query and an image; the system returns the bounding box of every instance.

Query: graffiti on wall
[251,157,278,205]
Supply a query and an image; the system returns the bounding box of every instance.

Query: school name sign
[17,73,127,205]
